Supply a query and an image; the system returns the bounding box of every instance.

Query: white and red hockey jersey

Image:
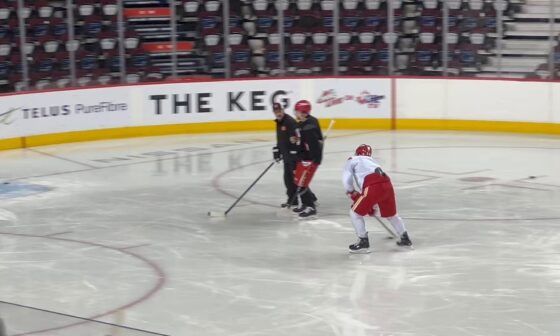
[342,155,383,193]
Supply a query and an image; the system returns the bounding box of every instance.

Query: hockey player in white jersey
[343,144,413,253]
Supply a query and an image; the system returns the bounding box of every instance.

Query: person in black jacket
[272,102,299,207]
[293,100,322,218]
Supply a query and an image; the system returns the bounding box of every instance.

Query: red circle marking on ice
[0,232,166,336]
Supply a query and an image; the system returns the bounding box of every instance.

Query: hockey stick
[323,119,336,141]
[373,215,399,239]
[208,161,276,217]
[286,170,308,210]
[0,317,5,336]
[286,119,336,210]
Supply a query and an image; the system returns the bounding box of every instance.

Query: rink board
[1,77,560,150]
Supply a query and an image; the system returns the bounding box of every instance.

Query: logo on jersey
[316,90,385,109]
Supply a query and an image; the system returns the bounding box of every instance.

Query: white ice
[1,130,560,336]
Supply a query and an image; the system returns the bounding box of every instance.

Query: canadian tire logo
[0,107,19,125]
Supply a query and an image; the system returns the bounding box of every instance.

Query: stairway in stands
[123,0,208,77]
[483,0,559,78]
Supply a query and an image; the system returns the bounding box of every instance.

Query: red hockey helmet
[355,144,372,156]
[294,100,312,114]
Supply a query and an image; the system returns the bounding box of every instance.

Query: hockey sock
[387,215,406,236]
[350,209,367,238]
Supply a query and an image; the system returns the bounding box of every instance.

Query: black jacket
[298,116,323,164]
[275,114,299,156]
[309,115,323,141]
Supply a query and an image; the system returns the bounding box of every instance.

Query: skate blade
[397,244,414,250]
[297,215,318,220]
[349,249,371,254]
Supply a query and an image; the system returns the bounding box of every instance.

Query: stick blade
[207,211,226,218]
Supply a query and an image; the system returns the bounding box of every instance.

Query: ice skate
[298,206,317,218]
[292,205,306,213]
[349,236,370,254]
[396,231,413,248]
[281,200,298,208]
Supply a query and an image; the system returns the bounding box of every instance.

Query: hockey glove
[272,146,282,162]
[347,191,360,202]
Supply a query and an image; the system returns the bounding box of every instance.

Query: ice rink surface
[1,130,560,336]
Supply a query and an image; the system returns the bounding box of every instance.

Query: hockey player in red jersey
[343,144,413,253]
[292,99,322,218]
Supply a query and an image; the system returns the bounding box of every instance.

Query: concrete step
[487,56,546,68]
[475,72,528,78]
[505,22,560,32]
[505,30,558,37]
[490,48,550,56]
[514,13,560,19]
[480,65,535,73]
[520,5,560,15]
[498,39,556,50]
[524,0,556,5]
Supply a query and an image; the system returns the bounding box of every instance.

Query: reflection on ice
[0,131,559,336]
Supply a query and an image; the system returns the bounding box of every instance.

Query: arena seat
[1,0,559,91]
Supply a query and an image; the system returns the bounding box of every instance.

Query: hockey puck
[529,176,536,179]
